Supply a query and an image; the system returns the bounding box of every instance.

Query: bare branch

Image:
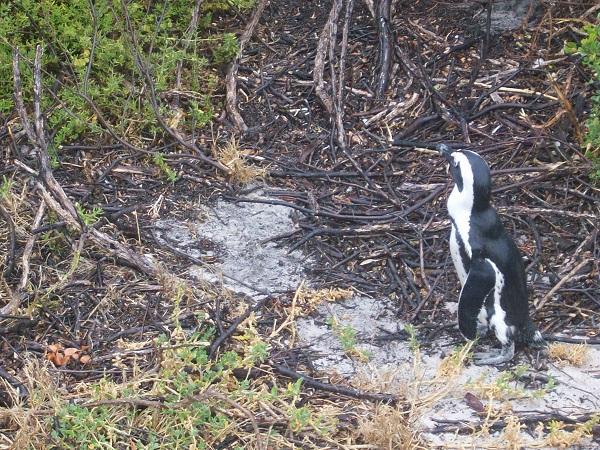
[225,0,268,132]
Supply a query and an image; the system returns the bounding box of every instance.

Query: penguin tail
[519,321,547,349]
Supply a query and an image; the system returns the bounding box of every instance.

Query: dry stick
[0,202,46,315]
[209,295,271,359]
[314,0,342,114]
[37,184,160,277]
[0,203,16,278]
[548,73,584,146]
[18,202,46,292]
[119,1,229,174]
[535,259,589,310]
[374,0,392,98]
[175,0,204,101]
[13,46,163,279]
[430,411,598,435]
[327,0,344,149]
[333,0,354,149]
[225,0,268,132]
[271,363,400,404]
[20,47,78,220]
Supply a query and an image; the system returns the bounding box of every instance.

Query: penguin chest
[450,225,469,286]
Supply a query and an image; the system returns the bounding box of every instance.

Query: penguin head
[438,145,492,209]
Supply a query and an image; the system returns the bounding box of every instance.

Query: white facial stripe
[447,152,474,258]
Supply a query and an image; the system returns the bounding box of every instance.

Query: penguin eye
[453,160,459,167]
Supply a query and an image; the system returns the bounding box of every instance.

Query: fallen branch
[314,0,342,114]
[12,46,165,282]
[271,362,401,404]
[430,411,599,435]
[535,259,590,310]
[209,295,271,359]
[0,201,45,315]
[375,0,392,98]
[0,203,16,278]
[225,0,268,132]
[332,0,354,149]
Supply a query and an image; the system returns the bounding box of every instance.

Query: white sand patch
[153,189,310,298]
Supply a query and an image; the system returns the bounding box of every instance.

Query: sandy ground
[152,189,600,448]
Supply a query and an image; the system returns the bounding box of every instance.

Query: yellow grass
[548,342,589,366]
[214,139,266,184]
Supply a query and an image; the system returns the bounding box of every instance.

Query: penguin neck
[447,183,474,223]
[447,165,476,259]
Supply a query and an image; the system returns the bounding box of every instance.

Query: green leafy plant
[75,203,103,226]
[565,15,600,179]
[212,32,239,64]
[0,175,12,198]
[0,0,243,154]
[404,324,420,354]
[326,317,369,360]
[153,153,178,182]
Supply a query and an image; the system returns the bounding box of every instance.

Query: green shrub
[565,15,600,178]
[0,0,247,155]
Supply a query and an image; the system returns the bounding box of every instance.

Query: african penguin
[438,144,545,365]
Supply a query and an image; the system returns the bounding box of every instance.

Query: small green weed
[470,364,557,400]
[75,202,103,226]
[404,324,420,354]
[0,175,12,198]
[212,32,239,65]
[51,404,115,448]
[289,406,312,432]
[326,317,370,361]
[153,153,178,182]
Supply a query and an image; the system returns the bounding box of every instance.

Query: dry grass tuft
[296,285,353,315]
[0,359,63,449]
[497,415,525,450]
[435,341,473,380]
[548,342,589,366]
[540,415,600,448]
[214,138,266,184]
[357,404,426,450]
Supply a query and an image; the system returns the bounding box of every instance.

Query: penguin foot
[528,330,547,349]
[473,341,515,366]
[476,322,489,337]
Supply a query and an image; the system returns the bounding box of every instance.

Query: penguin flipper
[458,256,496,340]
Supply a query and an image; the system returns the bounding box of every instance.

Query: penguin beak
[437,144,453,163]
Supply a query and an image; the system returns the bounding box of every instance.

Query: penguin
[438,144,546,365]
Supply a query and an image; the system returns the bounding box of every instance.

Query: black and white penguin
[438,144,545,365]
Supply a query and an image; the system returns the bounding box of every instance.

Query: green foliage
[404,324,420,354]
[153,153,178,182]
[75,202,103,226]
[51,404,114,449]
[326,316,369,360]
[0,0,244,152]
[248,340,269,364]
[289,406,312,432]
[0,175,12,199]
[212,33,239,65]
[204,0,257,12]
[565,15,600,179]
